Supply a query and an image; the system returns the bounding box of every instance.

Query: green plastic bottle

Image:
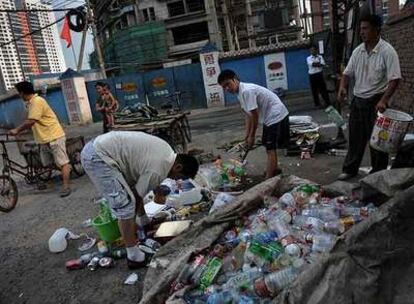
[199,257,223,290]
[249,241,284,262]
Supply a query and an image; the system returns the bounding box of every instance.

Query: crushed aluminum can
[98,257,115,268]
[87,256,101,271]
[66,259,85,270]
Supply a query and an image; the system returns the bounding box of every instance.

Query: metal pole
[221,0,235,51]
[7,12,26,80]
[77,26,88,71]
[85,0,106,78]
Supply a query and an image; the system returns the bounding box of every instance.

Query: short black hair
[95,81,106,88]
[217,69,238,84]
[15,81,35,95]
[360,14,382,30]
[176,154,199,179]
[310,44,318,50]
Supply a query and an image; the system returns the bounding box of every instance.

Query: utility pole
[85,0,106,78]
[221,0,235,51]
[77,25,88,71]
[245,0,256,49]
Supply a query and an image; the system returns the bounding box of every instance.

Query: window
[167,1,185,17]
[142,7,156,22]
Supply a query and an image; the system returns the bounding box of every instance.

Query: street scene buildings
[0,0,413,303]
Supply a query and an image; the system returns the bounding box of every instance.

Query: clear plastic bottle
[260,259,304,296]
[253,231,278,245]
[267,218,290,239]
[267,209,292,225]
[222,242,247,272]
[207,290,233,304]
[292,215,324,232]
[323,220,345,234]
[312,233,336,253]
[223,267,263,291]
[278,192,296,208]
[301,206,339,222]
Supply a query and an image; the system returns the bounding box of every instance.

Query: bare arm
[246,109,259,148]
[376,79,400,112]
[9,119,36,135]
[244,113,252,141]
[337,74,350,103]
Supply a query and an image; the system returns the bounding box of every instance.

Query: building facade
[310,0,401,34]
[0,0,66,92]
[90,0,301,74]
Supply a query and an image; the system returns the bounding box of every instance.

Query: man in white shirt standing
[307,45,331,108]
[80,131,199,268]
[218,70,290,178]
[337,14,401,180]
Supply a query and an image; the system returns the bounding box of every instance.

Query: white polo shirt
[307,55,325,75]
[343,38,401,99]
[238,82,289,126]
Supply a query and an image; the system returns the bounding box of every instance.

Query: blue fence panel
[285,49,311,91]
[110,73,146,109]
[172,63,207,109]
[0,98,26,129]
[45,89,69,124]
[86,78,118,122]
[143,69,175,108]
[220,56,266,105]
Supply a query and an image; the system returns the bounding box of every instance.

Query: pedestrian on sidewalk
[8,81,72,197]
[337,14,401,181]
[307,45,331,108]
[81,131,199,269]
[218,70,290,178]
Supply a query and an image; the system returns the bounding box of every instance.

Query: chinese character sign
[264,53,288,91]
[200,51,224,107]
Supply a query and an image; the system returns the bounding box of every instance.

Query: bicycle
[0,134,85,212]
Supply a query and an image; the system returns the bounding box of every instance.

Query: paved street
[0,95,370,304]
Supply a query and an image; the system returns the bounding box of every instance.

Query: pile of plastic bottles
[171,184,377,303]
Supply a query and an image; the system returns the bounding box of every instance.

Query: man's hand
[337,87,347,103]
[8,128,19,136]
[376,99,387,113]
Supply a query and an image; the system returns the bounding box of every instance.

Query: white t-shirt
[307,55,325,75]
[93,131,177,197]
[343,38,401,99]
[238,82,289,126]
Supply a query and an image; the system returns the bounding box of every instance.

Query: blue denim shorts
[81,140,135,220]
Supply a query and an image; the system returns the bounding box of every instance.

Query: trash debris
[98,257,115,268]
[327,149,348,157]
[78,236,96,252]
[124,273,139,285]
[82,218,93,228]
[167,184,378,302]
[210,193,235,214]
[48,228,80,253]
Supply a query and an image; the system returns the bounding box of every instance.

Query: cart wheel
[70,149,85,177]
[0,175,18,212]
[172,126,187,153]
[181,115,192,142]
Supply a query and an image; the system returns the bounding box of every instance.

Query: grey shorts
[80,140,135,220]
[40,137,70,167]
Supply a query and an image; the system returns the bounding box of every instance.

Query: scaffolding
[90,22,168,74]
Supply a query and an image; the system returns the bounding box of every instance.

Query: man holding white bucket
[337,14,401,180]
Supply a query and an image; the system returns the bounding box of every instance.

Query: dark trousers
[102,113,109,134]
[309,72,330,107]
[342,95,389,174]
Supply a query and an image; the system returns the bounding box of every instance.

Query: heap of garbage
[168,184,377,303]
[288,116,320,157]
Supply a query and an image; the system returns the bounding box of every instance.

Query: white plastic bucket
[370,109,413,154]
